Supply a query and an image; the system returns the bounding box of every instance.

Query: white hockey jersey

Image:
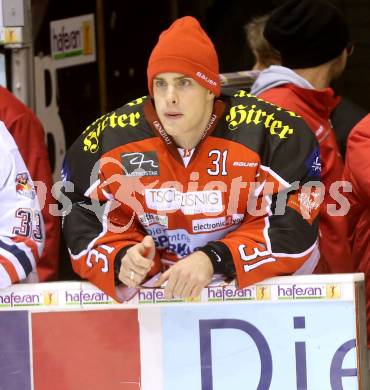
[0,122,44,287]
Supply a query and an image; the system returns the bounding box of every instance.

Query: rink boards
[0,274,368,390]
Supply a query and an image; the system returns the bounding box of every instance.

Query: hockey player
[0,123,44,287]
[62,16,321,301]
[0,86,60,281]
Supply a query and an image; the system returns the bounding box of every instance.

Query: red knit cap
[147,16,220,97]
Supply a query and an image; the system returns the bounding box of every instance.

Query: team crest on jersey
[304,147,321,177]
[121,151,160,176]
[15,172,36,199]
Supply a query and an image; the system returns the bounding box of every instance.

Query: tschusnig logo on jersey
[144,188,223,214]
[15,172,36,199]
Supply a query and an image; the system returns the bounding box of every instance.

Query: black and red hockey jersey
[62,91,321,300]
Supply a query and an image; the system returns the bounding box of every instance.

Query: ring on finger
[130,270,135,281]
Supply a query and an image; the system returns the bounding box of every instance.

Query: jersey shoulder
[81,96,155,155]
[0,121,17,153]
[0,122,18,183]
[215,90,319,183]
[63,96,156,191]
[216,89,315,147]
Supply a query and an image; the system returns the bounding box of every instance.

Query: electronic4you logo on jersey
[192,214,244,233]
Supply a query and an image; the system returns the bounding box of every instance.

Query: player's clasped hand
[119,235,156,288]
[154,251,214,299]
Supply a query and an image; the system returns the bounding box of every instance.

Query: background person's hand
[154,251,214,299]
[119,235,156,287]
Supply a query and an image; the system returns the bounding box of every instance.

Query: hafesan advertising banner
[50,14,96,68]
[0,274,367,389]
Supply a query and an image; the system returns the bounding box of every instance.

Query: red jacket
[344,113,370,346]
[0,86,60,280]
[257,83,352,273]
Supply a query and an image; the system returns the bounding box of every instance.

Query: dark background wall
[334,0,370,111]
[32,0,370,280]
[34,0,370,137]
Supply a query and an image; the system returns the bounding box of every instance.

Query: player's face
[153,73,214,149]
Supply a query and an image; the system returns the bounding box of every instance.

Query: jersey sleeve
[204,112,321,288]
[9,112,60,281]
[0,132,44,288]
[62,131,160,300]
